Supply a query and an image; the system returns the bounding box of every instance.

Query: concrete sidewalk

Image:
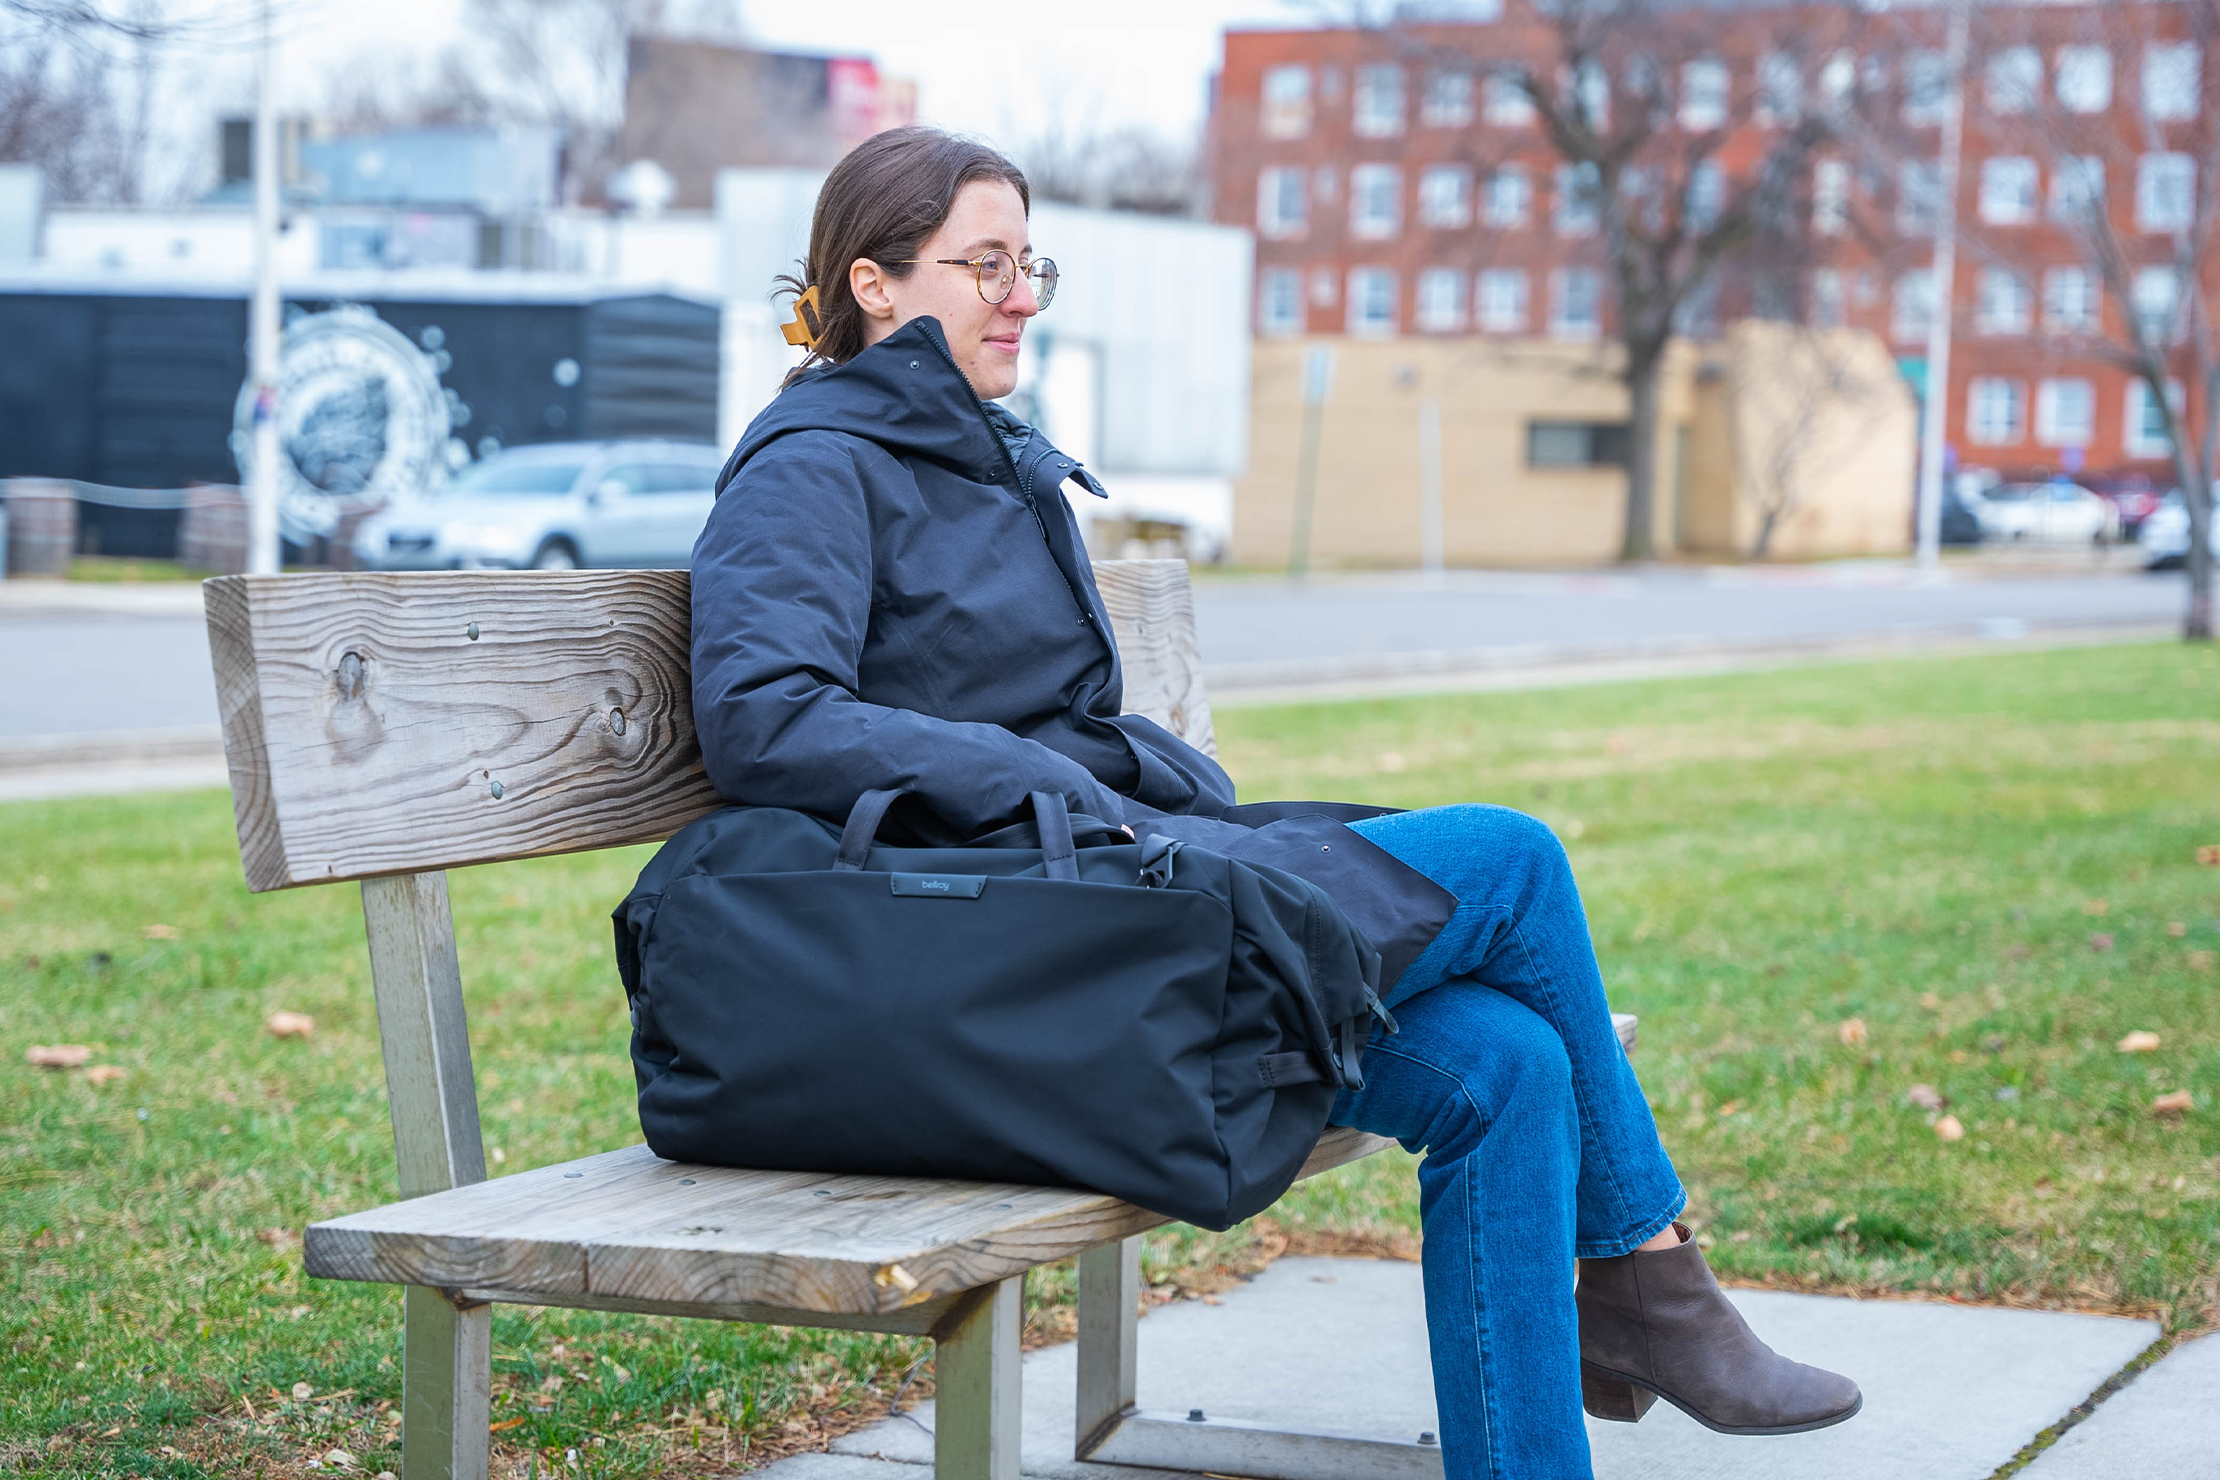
[763,1255,2161,1480]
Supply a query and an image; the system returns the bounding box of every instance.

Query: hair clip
[782,284,823,348]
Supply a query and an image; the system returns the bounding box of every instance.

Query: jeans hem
[1573,1187,1688,1261]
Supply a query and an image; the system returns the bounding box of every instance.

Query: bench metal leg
[933,1274,1023,1480]
[362,873,491,1480]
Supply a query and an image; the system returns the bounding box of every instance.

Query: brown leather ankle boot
[1576,1224,1862,1435]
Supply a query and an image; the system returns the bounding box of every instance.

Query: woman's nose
[1004,276,1041,317]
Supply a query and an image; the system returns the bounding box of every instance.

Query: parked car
[351,439,725,571]
[2088,478,2165,540]
[1970,481,2118,544]
[2139,491,2216,570]
[1940,485,1984,545]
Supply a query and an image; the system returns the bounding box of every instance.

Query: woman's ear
[850,257,897,328]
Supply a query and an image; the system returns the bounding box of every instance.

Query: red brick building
[1210,3,2215,489]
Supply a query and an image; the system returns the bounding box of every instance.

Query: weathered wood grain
[206,561,1211,892]
[1094,559,1214,757]
[935,1275,1024,1480]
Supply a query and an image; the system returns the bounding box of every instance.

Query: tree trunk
[1621,353,1664,562]
[2186,478,2215,640]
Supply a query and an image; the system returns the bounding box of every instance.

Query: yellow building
[1235,323,1916,568]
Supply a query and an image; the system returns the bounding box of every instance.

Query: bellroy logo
[889,872,988,899]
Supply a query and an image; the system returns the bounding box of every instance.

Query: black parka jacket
[694,317,1454,984]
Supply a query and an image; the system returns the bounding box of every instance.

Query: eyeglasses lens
[976,252,1016,304]
[1030,258,1058,311]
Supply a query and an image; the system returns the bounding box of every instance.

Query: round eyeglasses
[900,250,1058,311]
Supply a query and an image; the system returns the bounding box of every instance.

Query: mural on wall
[231,304,463,544]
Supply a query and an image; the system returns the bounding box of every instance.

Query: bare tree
[1021,118,1205,217]
[1731,322,1902,557]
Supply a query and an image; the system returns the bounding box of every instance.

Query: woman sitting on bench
[688,125,1861,1480]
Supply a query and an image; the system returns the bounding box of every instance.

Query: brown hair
[776,126,1031,377]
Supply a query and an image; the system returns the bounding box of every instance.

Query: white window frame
[1549,267,1602,340]
[2056,46,2113,114]
[1416,267,1467,332]
[1347,266,1398,336]
[1967,377,2026,445]
[2144,41,2200,121]
[1349,163,1403,239]
[2049,155,2105,225]
[1985,46,2043,115]
[1974,267,2032,334]
[1562,60,1610,130]
[2043,266,2099,333]
[1898,159,1943,235]
[1892,268,1935,343]
[1810,268,1846,328]
[1978,157,2039,225]
[1477,269,1529,332]
[2126,376,2184,458]
[2035,377,2095,447]
[1258,267,1304,336]
[1354,63,1407,137]
[2133,265,2184,341]
[1256,166,1308,240]
[1418,164,1473,228]
[1262,64,1313,140]
[1686,160,1725,231]
[1483,165,1532,227]
[1680,58,1730,129]
[2136,152,2195,231]
[1555,161,1601,236]
[1756,52,1802,126]
[1814,158,1850,235]
[1421,68,1476,127]
[1482,72,1536,125]
[1904,51,1952,126]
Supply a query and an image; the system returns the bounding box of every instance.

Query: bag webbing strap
[1257,1051,1326,1088]
[1029,791,1080,881]
[834,789,908,870]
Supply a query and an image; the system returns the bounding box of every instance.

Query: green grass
[5,640,2218,1476]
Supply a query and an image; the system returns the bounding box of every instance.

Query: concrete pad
[755,1255,2160,1480]
[2021,1333,2220,1479]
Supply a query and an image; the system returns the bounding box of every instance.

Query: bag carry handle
[834,788,1083,880]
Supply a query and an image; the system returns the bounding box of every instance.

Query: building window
[1555,162,1601,236]
[1262,65,1312,139]
[2049,155,2105,225]
[1985,46,2043,115]
[1347,267,1397,335]
[1256,166,1308,239]
[1904,51,1952,126]
[2056,46,2113,114]
[1354,63,1406,137]
[2137,153,2195,230]
[1680,58,1730,129]
[1563,59,1610,129]
[2133,265,2183,340]
[1421,68,1475,127]
[1349,163,1402,238]
[1528,420,1630,467]
[1978,157,2039,224]
[1483,72,1536,125]
[1975,267,2032,334]
[1483,165,1532,227]
[1756,52,1802,126]
[2043,266,2099,332]
[1416,267,1466,331]
[1309,265,1338,307]
[1810,268,1846,328]
[2036,378,2095,446]
[1477,269,1529,332]
[1419,164,1473,228]
[1892,269,1935,343]
[1814,158,1850,235]
[1967,377,2025,445]
[2144,42,2200,121]
[1686,161,1726,231]
[1897,159,1943,235]
[1550,267,1602,339]
[1820,50,1857,109]
[2126,377,2183,457]
[1258,268,1303,335]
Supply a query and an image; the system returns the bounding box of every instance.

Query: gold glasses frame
[898,250,1059,310]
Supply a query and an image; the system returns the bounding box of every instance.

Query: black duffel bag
[611,788,1392,1230]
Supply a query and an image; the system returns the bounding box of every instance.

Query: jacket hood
[717,317,1007,496]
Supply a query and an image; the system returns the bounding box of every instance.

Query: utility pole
[1288,344,1334,581]
[247,0,282,576]
[1914,1,1968,575]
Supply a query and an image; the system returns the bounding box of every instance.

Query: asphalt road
[0,563,2190,744]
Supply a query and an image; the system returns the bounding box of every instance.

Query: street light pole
[247,0,281,576]
[1914,1,1969,575]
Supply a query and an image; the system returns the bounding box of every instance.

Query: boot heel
[1581,1364,1657,1423]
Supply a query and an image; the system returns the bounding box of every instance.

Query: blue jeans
[1332,805,1685,1480]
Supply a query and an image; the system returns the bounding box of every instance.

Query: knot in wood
[335,651,367,700]
[609,708,627,737]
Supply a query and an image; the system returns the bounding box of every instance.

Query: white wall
[0,166,40,264]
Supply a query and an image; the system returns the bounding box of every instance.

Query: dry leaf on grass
[256,1227,298,1248]
[83,1064,125,1086]
[141,923,181,940]
[1933,1115,1966,1141]
[264,1011,315,1039]
[1906,1084,1947,1111]
[1837,1018,1868,1047]
[2118,1030,2163,1053]
[2190,951,2217,971]
[290,1382,313,1402]
[1918,992,1943,1012]
[2089,933,2115,953]
[2169,922,2190,937]
[2152,1091,2194,1119]
[2197,845,2220,866]
[26,1044,91,1069]
[2083,898,2109,916]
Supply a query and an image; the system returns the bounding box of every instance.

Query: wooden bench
[204,561,1635,1480]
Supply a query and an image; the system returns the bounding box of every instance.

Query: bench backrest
[204,560,1212,891]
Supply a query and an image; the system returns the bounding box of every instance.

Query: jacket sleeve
[689,431,1132,834]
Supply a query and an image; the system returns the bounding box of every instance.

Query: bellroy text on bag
[612,790,1389,1230]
